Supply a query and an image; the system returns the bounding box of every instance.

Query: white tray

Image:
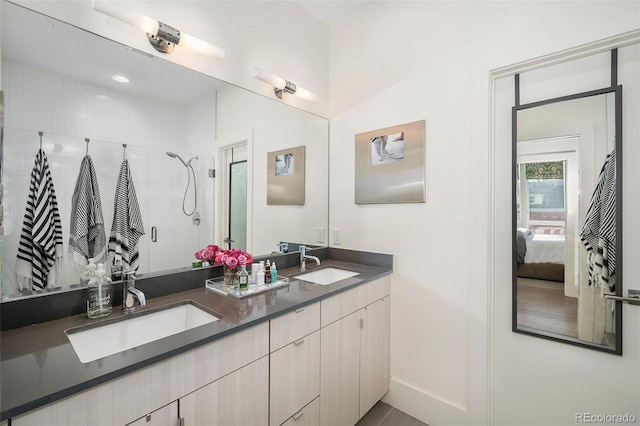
[205,276,289,298]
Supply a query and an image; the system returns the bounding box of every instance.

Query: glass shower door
[228,160,247,251]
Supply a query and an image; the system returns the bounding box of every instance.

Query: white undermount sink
[294,267,360,285]
[66,301,219,363]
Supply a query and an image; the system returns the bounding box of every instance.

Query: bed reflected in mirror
[513,87,622,354]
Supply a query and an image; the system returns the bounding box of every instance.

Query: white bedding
[524,234,565,264]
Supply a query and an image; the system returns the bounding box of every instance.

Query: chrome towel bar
[605,289,640,306]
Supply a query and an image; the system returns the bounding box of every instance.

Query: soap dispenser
[80,258,97,287]
[87,265,112,318]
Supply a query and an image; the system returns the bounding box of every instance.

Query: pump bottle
[87,265,112,318]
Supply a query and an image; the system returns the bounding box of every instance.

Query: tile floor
[356,401,429,426]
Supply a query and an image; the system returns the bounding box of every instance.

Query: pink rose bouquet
[195,244,253,268]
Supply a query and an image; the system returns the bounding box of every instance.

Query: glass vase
[223,266,239,286]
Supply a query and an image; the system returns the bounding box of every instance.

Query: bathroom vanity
[0,252,392,426]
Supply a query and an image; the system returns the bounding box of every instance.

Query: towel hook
[38,131,43,150]
[122,144,127,160]
[85,138,90,156]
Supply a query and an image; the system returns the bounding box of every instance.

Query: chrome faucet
[271,242,290,256]
[299,245,320,271]
[122,271,146,314]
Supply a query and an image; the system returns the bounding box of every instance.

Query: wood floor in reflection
[517,278,578,338]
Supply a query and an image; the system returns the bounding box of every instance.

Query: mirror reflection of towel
[15,149,64,290]
[580,149,616,292]
[69,155,107,267]
[108,159,145,272]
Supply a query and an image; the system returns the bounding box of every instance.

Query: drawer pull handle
[294,338,305,346]
[293,411,305,421]
[295,307,305,313]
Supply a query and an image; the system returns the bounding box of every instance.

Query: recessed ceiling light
[112,74,130,83]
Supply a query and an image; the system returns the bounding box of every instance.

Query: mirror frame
[512,82,623,355]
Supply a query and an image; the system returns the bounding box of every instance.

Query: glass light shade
[180,32,226,60]
[294,86,318,103]
[92,0,158,35]
[253,68,287,90]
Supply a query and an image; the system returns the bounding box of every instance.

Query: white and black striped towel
[580,149,616,292]
[108,159,145,272]
[69,155,107,267]
[15,149,64,290]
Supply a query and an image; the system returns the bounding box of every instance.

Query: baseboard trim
[382,377,469,426]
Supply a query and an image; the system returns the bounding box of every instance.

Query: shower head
[166,151,188,167]
[167,151,199,217]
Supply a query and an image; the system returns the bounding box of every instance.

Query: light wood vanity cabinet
[320,276,391,426]
[179,356,269,426]
[12,323,269,426]
[269,302,321,426]
[126,402,178,426]
[358,296,391,417]
[10,275,391,426]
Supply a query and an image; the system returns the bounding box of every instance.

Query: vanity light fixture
[92,0,226,60]
[252,67,318,102]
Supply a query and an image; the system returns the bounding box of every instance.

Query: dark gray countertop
[0,258,392,421]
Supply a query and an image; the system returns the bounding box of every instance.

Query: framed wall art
[355,120,426,204]
[267,145,305,205]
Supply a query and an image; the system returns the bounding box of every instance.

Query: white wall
[329,1,640,425]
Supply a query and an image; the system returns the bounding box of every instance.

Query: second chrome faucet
[122,271,146,314]
[299,245,321,271]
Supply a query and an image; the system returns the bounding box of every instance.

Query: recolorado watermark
[576,413,637,423]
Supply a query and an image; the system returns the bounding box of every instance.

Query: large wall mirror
[1,1,328,300]
[513,80,623,354]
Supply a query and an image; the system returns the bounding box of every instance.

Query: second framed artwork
[267,145,306,205]
[355,120,426,204]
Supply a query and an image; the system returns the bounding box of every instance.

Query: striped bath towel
[580,149,616,292]
[108,159,145,272]
[15,149,64,290]
[69,155,107,267]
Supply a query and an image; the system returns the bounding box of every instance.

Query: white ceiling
[296,1,374,27]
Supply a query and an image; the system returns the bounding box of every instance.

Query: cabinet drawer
[270,302,320,351]
[270,330,320,426]
[281,397,319,426]
[126,402,178,425]
[321,276,390,327]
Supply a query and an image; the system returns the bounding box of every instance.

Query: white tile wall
[2,60,216,296]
